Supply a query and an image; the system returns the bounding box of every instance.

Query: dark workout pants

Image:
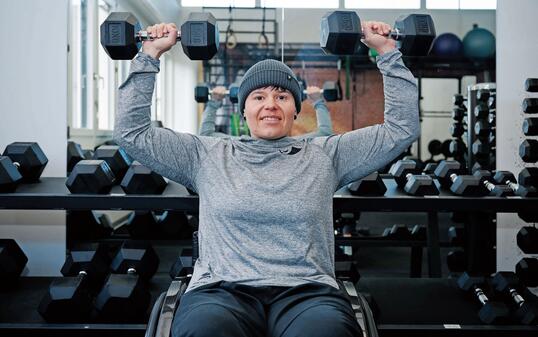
[172,281,362,337]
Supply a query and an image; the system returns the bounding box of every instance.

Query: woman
[114,19,419,337]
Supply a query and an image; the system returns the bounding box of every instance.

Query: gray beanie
[238,59,302,115]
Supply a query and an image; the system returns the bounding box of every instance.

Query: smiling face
[243,86,297,140]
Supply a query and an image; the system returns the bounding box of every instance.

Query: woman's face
[243,86,296,140]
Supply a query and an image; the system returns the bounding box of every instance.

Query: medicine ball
[430,33,464,57]
[463,24,495,60]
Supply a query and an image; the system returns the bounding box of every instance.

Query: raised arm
[298,87,334,139]
[199,86,231,137]
[312,21,419,189]
[113,23,219,191]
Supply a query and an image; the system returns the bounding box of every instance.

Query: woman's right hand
[142,23,178,60]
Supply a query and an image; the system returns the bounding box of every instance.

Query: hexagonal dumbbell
[0,239,28,286]
[100,12,218,60]
[95,240,159,322]
[169,248,194,279]
[476,89,493,102]
[450,122,465,138]
[457,272,509,324]
[389,160,439,196]
[474,103,489,120]
[66,160,116,194]
[523,118,538,136]
[67,141,86,175]
[516,227,538,254]
[382,224,412,240]
[492,171,538,197]
[453,94,467,107]
[491,272,538,325]
[516,258,538,287]
[523,98,538,114]
[473,170,514,197]
[93,145,132,183]
[519,140,538,163]
[518,168,538,188]
[348,172,387,196]
[38,243,110,322]
[194,83,239,103]
[120,161,167,194]
[434,160,486,196]
[472,139,493,160]
[452,106,466,121]
[0,142,48,191]
[448,226,464,246]
[320,11,436,56]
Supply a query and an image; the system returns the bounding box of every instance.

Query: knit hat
[238,59,302,115]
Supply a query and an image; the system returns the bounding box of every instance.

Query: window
[427,0,496,9]
[181,0,255,7]
[345,0,420,9]
[260,0,339,8]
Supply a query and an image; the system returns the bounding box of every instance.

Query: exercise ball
[463,24,495,60]
[430,33,463,57]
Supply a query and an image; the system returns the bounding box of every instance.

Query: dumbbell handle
[360,29,405,41]
[505,180,519,191]
[509,288,526,307]
[127,267,137,274]
[474,286,490,306]
[136,31,182,42]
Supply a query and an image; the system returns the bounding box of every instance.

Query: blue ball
[430,33,464,57]
[463,24,496,60]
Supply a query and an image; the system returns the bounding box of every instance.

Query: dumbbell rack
[467,83,496,172]
[1,177,537,337]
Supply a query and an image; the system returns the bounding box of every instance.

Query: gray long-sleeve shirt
[114,49,419,292]
[199,98,333,137]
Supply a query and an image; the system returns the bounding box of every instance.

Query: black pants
[172,281,362,337]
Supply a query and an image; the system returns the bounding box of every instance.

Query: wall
[496,0,538,272]
[0,0,68,275]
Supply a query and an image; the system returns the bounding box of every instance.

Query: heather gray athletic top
[114,49,419,292]
[199,98,334,137]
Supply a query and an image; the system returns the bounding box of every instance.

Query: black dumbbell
[434,160,485,196]
[519,168,538,188]
[66,160,116,194]
[516,227,538,254]
[0,239,28,286]
[488,95,496,110]
[170,231,198,279]
[450,122,466,138]
[520,140,538,163]
[526,78,538,92]
[491,272,537,324]
[476,90,494,102]
[492,171,538,197]
[382,224,411,240]
[426,139,442,162]
[453,94,467,107]
[523,118,538,136]
[67,141,86,174]
[299,81,341,102]
[93,145,132,183]
[523,98,538,114]
[194,83,239,103]
[348,172,387,196]
[452,106,466,121]
[95,240,159,322]
[474,120,494,138]
[474,103,490,119]
[66,210,113,241]
[389,160,439,196]
[472,139,494,160]
[120,161,167,194]
[457,272,509,324]
[516,258,538,287]
[320,11,435,56]
[100,12,218,60]
[448,226,464,246]
[448,139,467,160]
[0,142,48,191]
[423,162,438,175]
[38,243,110,322]
[473,170,513,197]
[441,139,452,159]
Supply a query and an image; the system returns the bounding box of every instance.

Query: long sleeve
[199,100,220,135]
[311,49,420,190]
[301,99,334,138]
[113,53,219,191]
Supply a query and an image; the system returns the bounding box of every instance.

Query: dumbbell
[434,160,485,196]
[382,224,411,240]
[453,94,467,107]
[125,210,190,239]
[488,95,496,110]
[66,210,113,241]
[491,272,537,324]
[474,103,490,120]
[523,98,538,114]
[450,122,466,138]
[519,168,538,188]
[474,120,494,138]
[492,171,538,197]
[170,231,198,278]
[457,272,509,324]
[120,161,167,194]
[523,118,538,136]
[516,258,538,287]
[448,226,464,246]
[448,139,467,160]
[476,89,494,102]
[452,106,466,121]
[300,81,340,102]
[473,170,513,197]
[320,11,435,56]
[472,139,494,160]
[389,160,439,196]
[423,162,438,175]
[67,141,86,174]
[194,84,239,103]
[100,12,218,60]
[38,243,109,322]
[516,227,538,254]
[93,145,132,183]
[520,140,538,163]
[95,240,159,322]
[0,239,28,286]
[0,142,48,192]
[441,139,452,159]
[526,78,538,92]
[348,171,387,196]
[66,160,116,194]
[426,139,442,162]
